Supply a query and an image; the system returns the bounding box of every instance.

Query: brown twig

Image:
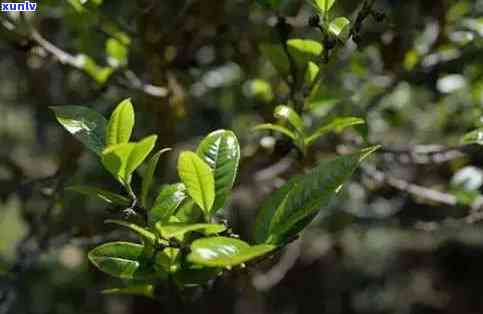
[362,164,458,206]
[0,19,169,98]
[378,144,467,165]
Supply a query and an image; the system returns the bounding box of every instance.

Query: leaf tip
[359,145,380,161]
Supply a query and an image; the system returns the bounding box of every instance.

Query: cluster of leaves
[253,0,369,154]
[40,0,130,84]
[52,99,376,298]
[255,105,364,155]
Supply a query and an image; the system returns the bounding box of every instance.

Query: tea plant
[253,0,383,153]
[255,105,365,155]
[52,98,377,298]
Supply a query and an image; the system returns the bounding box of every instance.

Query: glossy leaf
[66,186,130,206]
[254,124,297,141]
[105,220,157,245]
[462,129,483,145]
[329,17,351,38]
[102,135,157,184]
[196,130,240,213]
[175,199,204,223]
[126,135,158,176]
[68,0,103,12]
[106,38,128,68]
[312,0,335,13]
[305,61,320,86]
[254,147,378,244]
[154,248,182,273]
[51,106,107,155]
[306,117,365,145]
[274,105,305,135]
[141,148,172,207]
[287,39,323,68]
[149,183,187,226]
[101,143,135,183]
[88,242,158,280]
[177,152,215,214]
[106,99,135,146]
[187,237,276,267]
[155,223,226,240]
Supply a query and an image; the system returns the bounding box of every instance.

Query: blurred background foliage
[1,0,483,313]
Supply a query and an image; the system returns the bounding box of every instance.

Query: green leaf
[105,220,157,245]
[304,61,320,86]
[106,99,135,146]
[68,0,103,12]
[247,79,274,103]
[126,135,158,176]
[67,0,85,12]
[101,143,135,183]
[102,135,157,184]
[254,146,379,244]
[154,248,182,273]
[311,0,335,13]
[103,285,155,299]
[149,183,187,226]
[274,105,305,135]
[106,38,128,68]
[254,124,297,141]
[175,200,204,223]
[196,130,240,213]
[79,54,113,84]
[187,237,276,267]
[329,17,350,39]
[50,106,107,155]
[287,39,323,67]
[306,117,365,145]
[177,152,215,214]
[141,148,172,207]
[462,129,483,145]
[88,242,158,280]
[155,223,226,241]
[260,39,322,76]
[66,186,130,206]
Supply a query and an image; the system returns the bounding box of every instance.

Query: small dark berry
[353,34,361,45]
[276,18,293,39]
[308,15,320,28]
[372,11,386,22]
[325,37,336,50]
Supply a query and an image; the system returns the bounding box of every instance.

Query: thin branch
[254,155,295,182]
[251,239,301,291]
[378,144,467,165]
[362,164,458,206]
[0,19,169,98]
[119,70,169,98]
[349,0,378,44]
[30,30,79,67]
[31,31,168,98]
